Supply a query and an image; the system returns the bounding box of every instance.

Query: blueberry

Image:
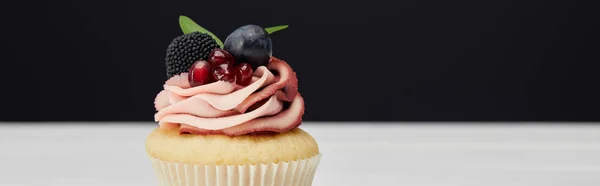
[223,25,272,69]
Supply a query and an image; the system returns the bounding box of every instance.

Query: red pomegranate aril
[188,60,213,87]
[234,63,253,86]
[209,58,230,67]
[208,48,235,67]
[212,63,236,83]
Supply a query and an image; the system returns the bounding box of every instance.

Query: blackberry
[165,32,219,78]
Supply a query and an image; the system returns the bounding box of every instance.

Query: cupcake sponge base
[146,127,319,165]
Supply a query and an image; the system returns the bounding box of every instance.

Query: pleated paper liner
[150,154,322,186]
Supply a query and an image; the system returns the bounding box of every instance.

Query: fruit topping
[223,25,272,69]
[165,32,219,78]
[212,63,236,83]
[170,15,291,85]
[188,60,212,87]
[208,48,235,67]
[234,63,253,86]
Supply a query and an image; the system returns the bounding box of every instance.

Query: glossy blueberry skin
[223,25,272,69]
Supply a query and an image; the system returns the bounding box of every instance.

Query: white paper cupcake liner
[149,154,322,186]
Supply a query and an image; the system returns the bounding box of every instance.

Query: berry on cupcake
[223,25,273,69]
[165,17,288,88]
[164,32,219,78]
[234,62,253,86]
[207,48,235,67]
[187,60,212,87]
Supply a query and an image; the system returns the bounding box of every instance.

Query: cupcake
[146,16,321,186]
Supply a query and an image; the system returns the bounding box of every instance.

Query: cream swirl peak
[154,58,303,136]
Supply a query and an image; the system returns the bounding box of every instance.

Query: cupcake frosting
[154,57,303,136]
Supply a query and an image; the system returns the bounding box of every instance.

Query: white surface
[1,122,600,186]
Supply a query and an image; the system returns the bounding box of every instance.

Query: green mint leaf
[265,25,289,34]
[178,15,224,48]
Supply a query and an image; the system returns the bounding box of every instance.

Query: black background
[0,0,598,122]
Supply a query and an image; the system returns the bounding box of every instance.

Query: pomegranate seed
[208,48,235,67]
[188,60,213,87]
[234,63,253,86]
[212,63,236,83]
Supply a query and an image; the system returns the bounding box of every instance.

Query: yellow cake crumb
[145,127,319,165]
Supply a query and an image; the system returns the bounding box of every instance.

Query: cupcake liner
[149,154,322,186]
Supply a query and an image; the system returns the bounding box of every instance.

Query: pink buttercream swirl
[153,57,304,136]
